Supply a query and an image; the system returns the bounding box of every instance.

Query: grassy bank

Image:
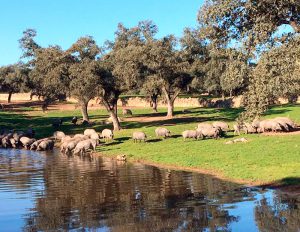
[1,103,300,186]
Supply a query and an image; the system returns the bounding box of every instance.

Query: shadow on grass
[104,141,123,146]
[122,107,245,130]
[115,137,131,142]
[264,104,299,117]
[121,117,206,129]
[1,103,297,140]
[0,106,244,139]
[147,139,161,143]
[131,107,243,121]
[223,134,235,139]
[265,108,292,116]
[170,135,182,139]
[0,111,112,139]
[278,177,300,186]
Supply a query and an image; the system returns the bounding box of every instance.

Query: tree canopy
[68,36,101,121]
[0,64,29,102]
[198,0,300,50]
[1,1,300,123]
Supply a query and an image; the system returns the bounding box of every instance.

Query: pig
[20,137,36,149]
[73,139,97,156]
[101,129,114,142]
[182,130,203,140]
[37,140,54,151]
[84,129,97,137]
[212,121,229,132]
[155,127,171,139]
[53,131,65,141]
[132,131,147,143]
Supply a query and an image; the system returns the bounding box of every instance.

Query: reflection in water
[255,193,300,232]
[0,149,299,232]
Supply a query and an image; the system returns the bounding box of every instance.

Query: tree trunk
[80,101,89,122]
[152,100,158,112]
[113,102,118,115]
[109,110,121,131]
[287,94,298,104]
[101,97,122,131]
[221,92,225,101]
[162,87,180,118]
[7,92,12,103]
[166,99,174,118]
[229,90,233,98]
[151,94,158,112]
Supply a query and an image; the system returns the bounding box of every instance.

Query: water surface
[0,149,299,232]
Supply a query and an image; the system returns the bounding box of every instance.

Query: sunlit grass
[1,103,299,185]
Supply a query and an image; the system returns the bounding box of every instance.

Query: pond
[0,149,299,232]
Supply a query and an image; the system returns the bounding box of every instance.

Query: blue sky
[0,0,203,66]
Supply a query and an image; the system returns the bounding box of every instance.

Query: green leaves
[198,0,300,50]
[0,64,29,96]
[241,36,300,120]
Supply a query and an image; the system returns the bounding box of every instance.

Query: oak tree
[68,36,101,122]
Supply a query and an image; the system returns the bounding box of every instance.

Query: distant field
[0,103,299,186]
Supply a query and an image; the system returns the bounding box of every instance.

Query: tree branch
[171,89,181,102]
[162,86,170,101]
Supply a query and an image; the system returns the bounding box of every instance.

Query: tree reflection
[3,150,300,231]
[255,193,300,232]
[13,153,245,231]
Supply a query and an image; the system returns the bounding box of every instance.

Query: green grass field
[1,103,300,186]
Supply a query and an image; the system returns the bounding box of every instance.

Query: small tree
[94,60,122,131]
[19,29,40,65]
[199,47,249,99]
[142,74,161,112]
[143,36,192,118]
[0,64,28,102]
[242,37,300,119]
[180,28,207,95]
[19,29,70,107]
[68,36,101,122]
[198,0,300,115]
[29,46,71,107]
[97,22,154,130]
[219,49,248,98]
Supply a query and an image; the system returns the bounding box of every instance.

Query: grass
[1,103,300,186]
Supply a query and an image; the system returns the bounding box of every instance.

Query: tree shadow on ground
[132,107,240,119]
[0,111,111,139]
[223,134,236,139]
[103,141,123,146]
[101,137,132,146]
[115,137,131,142]
[131,109,183,118]
[264,104,299,117]
[121,115,235,130]
[124,107,244,129]
[170,135,182,139]
[2,104,297,140]
[1,100,43,109]
[274,177,300,186]
[147,138,162,143]
[264,109,292,116]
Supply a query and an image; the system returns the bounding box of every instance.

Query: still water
[0,149,299,232]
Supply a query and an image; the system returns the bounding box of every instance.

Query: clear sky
[0,0,203,66]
